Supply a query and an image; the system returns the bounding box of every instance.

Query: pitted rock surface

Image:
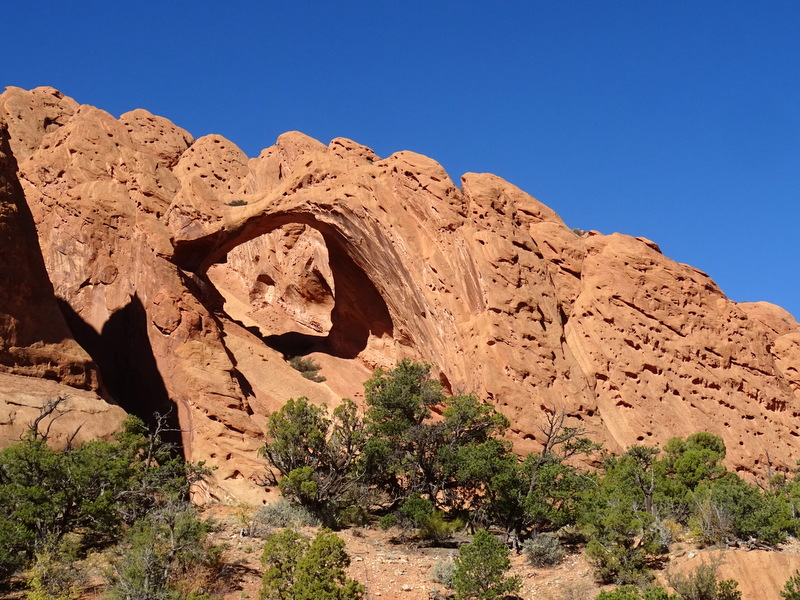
[1,86,798,500]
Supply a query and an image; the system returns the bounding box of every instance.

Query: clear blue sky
[7,1,799,318]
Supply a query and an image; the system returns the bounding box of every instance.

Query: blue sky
[6,1,799,318]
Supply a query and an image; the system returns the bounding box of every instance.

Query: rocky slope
[1,86,798,500]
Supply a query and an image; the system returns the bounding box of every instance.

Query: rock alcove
[198,216,394,360]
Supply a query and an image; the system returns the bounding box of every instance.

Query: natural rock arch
[176,211,394,359]
[165,133,590,419]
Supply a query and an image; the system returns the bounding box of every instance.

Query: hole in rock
[204,220,393,360]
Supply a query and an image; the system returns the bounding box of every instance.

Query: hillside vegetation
[3,364,800,599]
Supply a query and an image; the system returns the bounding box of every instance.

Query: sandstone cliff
[0,89,124,445]
[1,86,798,500]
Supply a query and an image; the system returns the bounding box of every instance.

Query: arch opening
[201,217,394,360]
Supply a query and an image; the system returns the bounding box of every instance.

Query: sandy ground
[205,504,607,600]
[2,505,794,600]
[202,504,800,600]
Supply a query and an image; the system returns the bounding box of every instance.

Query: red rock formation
[0,107,96,389]
[0,88,124,443]
[1,86,798,500]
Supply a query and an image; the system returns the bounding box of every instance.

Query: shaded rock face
[0,87,123,442]
[0,114,97,389]
[1,86,798,500]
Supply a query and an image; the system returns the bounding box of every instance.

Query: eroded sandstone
[0,86,798,500]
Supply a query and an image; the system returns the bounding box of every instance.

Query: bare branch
[28,395,70,441]
[63,423,85,452]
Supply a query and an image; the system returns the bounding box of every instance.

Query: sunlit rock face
[1,86,798,501]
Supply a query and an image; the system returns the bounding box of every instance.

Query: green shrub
[690,473,794,546]
[522,533,564,567]
[595,586,647,600]
[399,496,464,543]
[595,586,678,600]
[579,449,667,584]
[782,570,800,600]
[287,356,326,382]
[260,529,363,600]
[106,505,223,600]
[25,548,85,600]
[581,485,661,585]
[662,433,727,492]
[585,537,655,586]
[452,530,521,600]
[261,398,364,527]
[260,529,307,600]
[0,407,208,586]
[336,504,370,528]
[361,359,511,520]
[0,516,31,581]
[257,499,320,529]
[226,199,248,207]
[667,560,741,600]
[399,496,462,543]
[378,514,397,531]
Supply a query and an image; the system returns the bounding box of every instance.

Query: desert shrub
[452,530,521,600]
[226,199,248,206]
[481,409,598,551]
[260,528,307,600]
[234,503,263,538]
[522,533,564,567]
[262,360,516,533]
[420,512,463,543]
[399,496,462,543]
[257,499,319,529]
[690,473,794,546]
[25,547,85,600]
[595,586,678,600]
[667,560,741,600]
[687,497,733,547]
[261,398,364,527]
[662,433,727,492]
[0,406,208,585]
[106,504,223,600]
[559,582,598,600]
[378,514,397,531]
[260,528,363,600]
[782,570,800,600]
[431,559,455,589]
[585,538,655,587]
[287,356,326,382]
[361,360,510,518]
[0,517,31,581]
[643,590,680,600]
[581,480,661,584]
[654,519,683,548]
[579,449,671,584]
[595,586,648,600]
[336,504,371,528]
